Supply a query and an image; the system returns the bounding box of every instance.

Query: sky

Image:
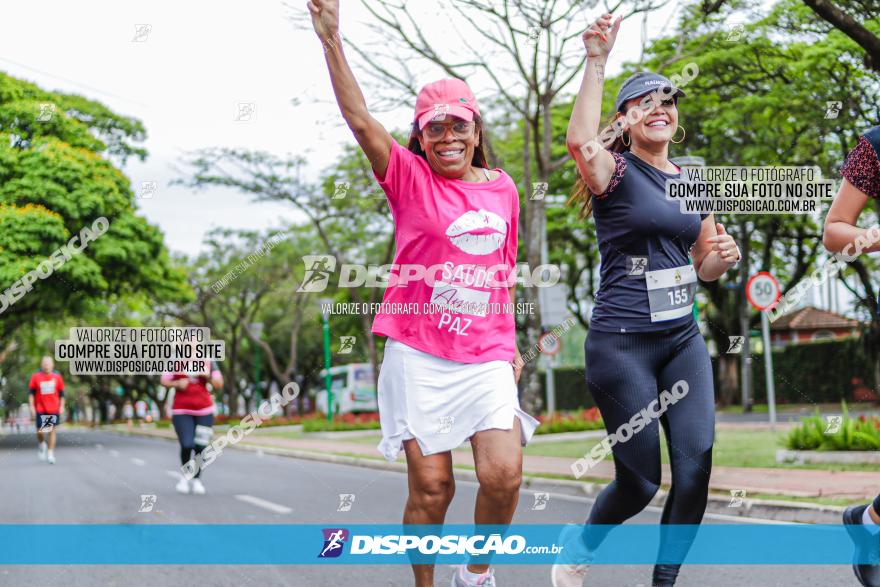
[0,0,684,257]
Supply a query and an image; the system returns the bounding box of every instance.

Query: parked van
[314,363,376,414]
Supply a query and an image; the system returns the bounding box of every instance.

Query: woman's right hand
[307,0,339,42]
[583,14,622,58]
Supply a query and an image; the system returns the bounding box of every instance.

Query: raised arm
[566,14,622,195]
[308,0,393,178]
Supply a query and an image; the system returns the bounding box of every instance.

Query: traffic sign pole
[746,272,781,430]
[538,331,562,417]
[761,311,777,430]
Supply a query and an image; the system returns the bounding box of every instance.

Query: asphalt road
[0,429,860,587]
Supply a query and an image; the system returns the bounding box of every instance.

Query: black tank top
[589,151,709,333]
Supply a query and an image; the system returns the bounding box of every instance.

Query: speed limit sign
[538,332,562,356]
[746,272,781,311]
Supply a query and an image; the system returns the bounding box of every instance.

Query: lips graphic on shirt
[446,209,507,255]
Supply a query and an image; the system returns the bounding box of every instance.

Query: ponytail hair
[567,113,629,219]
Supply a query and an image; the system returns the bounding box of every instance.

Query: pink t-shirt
[372,141,519,363]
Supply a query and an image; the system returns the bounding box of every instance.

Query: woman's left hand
[707,223,741,265]
[512,350,523,384]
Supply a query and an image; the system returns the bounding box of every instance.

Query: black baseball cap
[615,72,686,113]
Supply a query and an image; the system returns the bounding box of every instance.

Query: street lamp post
[250,322,264,409]
[318,298,333,422]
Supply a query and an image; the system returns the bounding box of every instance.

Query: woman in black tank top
[550,13,741,587]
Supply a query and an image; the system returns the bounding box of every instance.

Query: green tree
[175,145,395,389]
[637,0,879,405]
[0,72,189,363]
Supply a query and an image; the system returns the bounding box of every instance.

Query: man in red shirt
[28,356,65,464]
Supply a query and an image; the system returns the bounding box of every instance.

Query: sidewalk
[245,435,880,499]
[113,425,880,500]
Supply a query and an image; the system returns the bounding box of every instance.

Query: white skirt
[377,338,539,461]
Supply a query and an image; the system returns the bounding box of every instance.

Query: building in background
[769,305,861,347]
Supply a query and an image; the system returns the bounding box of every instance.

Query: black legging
[583,319,714,586]
[172,414,214,478]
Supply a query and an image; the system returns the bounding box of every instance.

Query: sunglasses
[422,120,476,140]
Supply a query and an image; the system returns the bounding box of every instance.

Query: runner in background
[28,356,65,465]
[309,1,539,585]
[823,125,880,587]
[135,399,147,427]
[123,400,134,429]
[160,357,223,495]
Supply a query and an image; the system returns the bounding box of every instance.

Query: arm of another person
[825,134,880,254]
[824,179,880,254]
[308,0,393,178]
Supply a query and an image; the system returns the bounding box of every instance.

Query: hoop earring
[621,132,630,147]
[671,125,686,144]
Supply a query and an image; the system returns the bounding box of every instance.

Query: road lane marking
[235,494,292,514]
[165,470,182,479]
[109,449,120,457]
[131,457,146,466]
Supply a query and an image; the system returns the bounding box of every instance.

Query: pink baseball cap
[414,78,481,130]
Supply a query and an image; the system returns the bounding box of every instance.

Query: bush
[215,414,307,428]
[786,402,880,451]
[535,407,604,435]
[259,416,302,427]
[542,338,876,409]
[749,338,874,404]
[537,368,596,411]
[302,412,381,432]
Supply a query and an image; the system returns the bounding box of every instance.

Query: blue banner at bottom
[2,524,879,565]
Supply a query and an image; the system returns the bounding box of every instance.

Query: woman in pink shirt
[309,1,538,586]
[160,359,223,495]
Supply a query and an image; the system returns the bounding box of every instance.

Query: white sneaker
[551,564,589,587]
[450,565,495,586]
[175,477,190,494]
[47,451,55,465]
[191,479,206,495]
[550,524,593,587]
[38,442,47,461]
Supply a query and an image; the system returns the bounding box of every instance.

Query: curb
[777,448,880,465]
[107,427,847,524]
